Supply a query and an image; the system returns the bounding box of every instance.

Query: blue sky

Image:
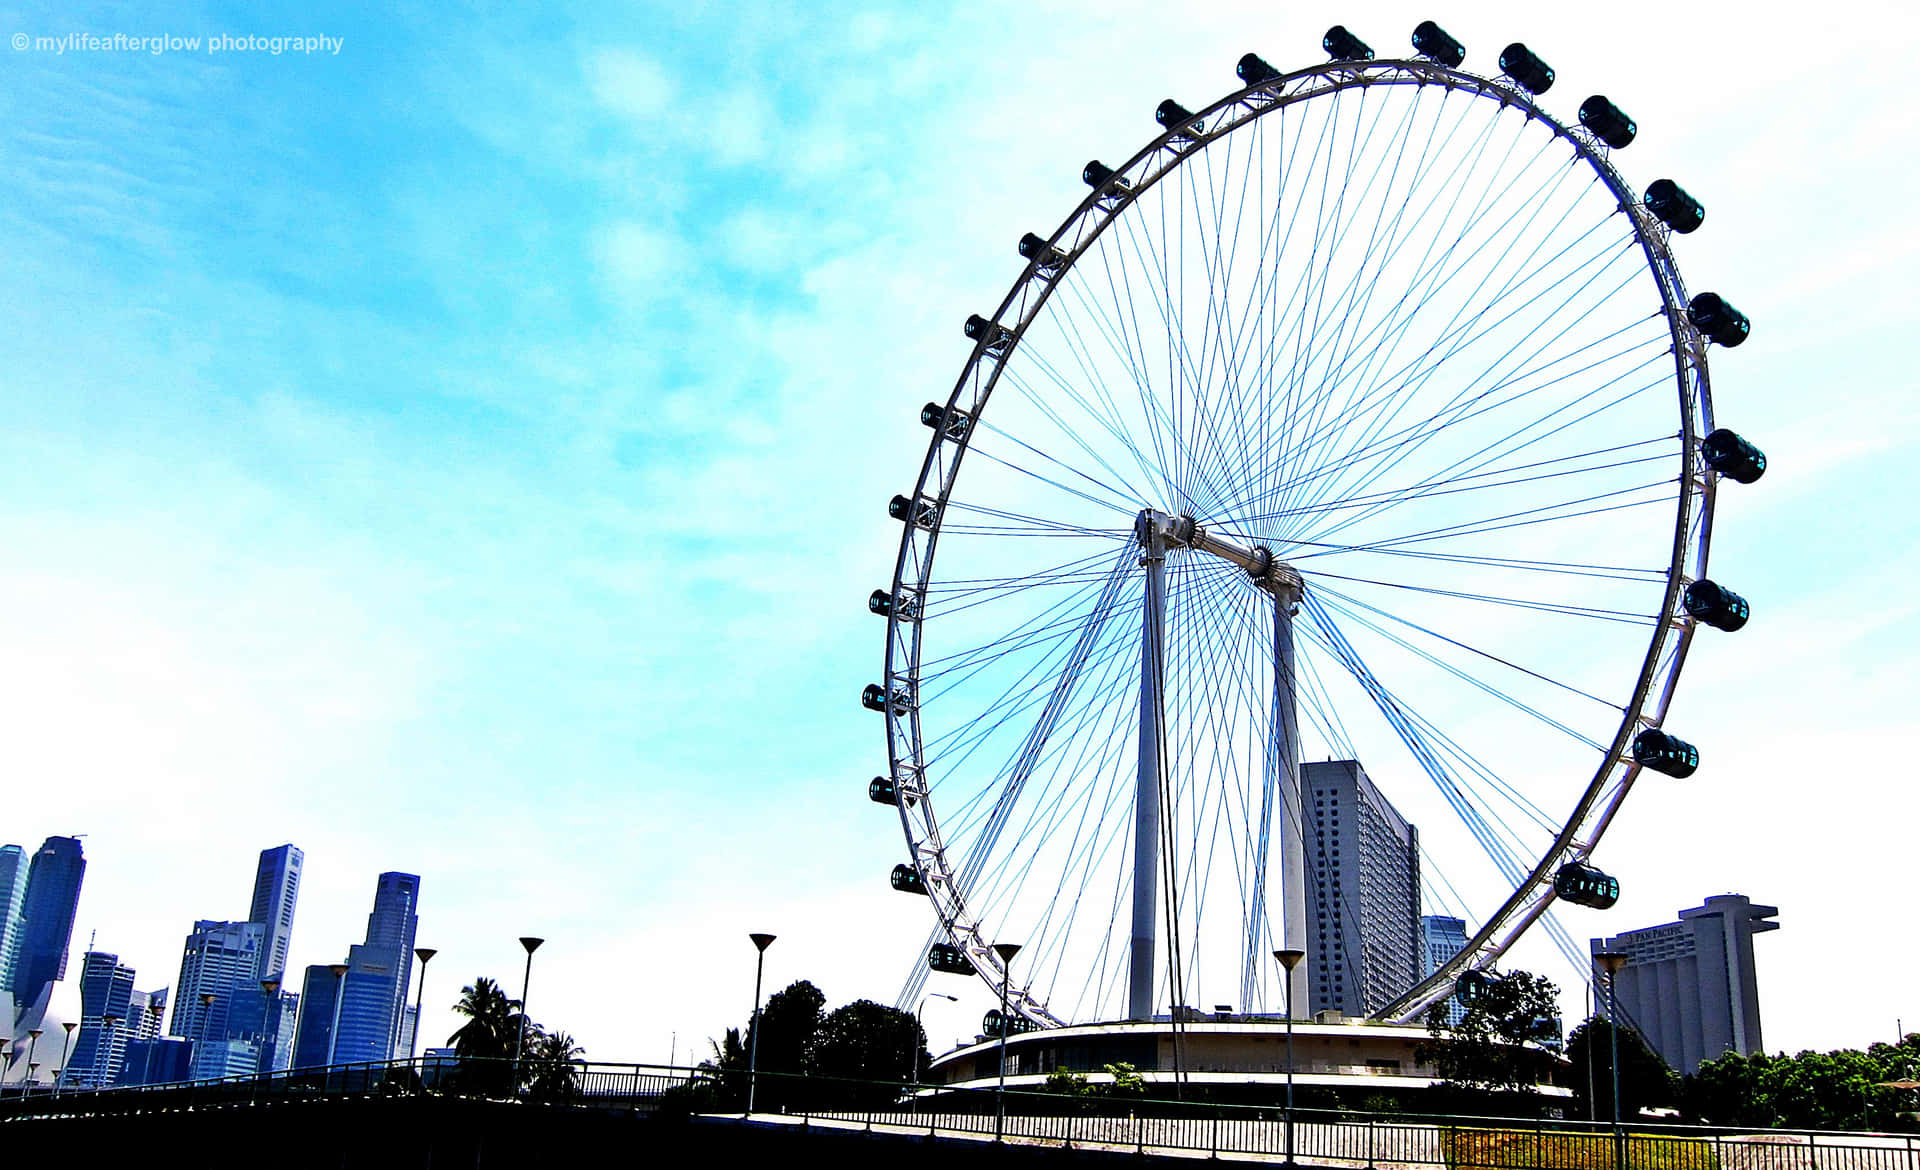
[2,0,1916,1067]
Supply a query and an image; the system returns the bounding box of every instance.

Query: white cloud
[586,48,677,121]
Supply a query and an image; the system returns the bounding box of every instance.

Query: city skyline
[0,0,1915,1071]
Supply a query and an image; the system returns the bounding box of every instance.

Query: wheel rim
[880,57,1718,1027]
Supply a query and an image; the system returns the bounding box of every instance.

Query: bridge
[2,1058,1913,1170]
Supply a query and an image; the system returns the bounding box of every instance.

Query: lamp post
[512,937,544,1095]
[52,1022,76,1098]
[25,1027,42,1076]
[745,932,775,1114]
[993,941,1022,1142]
[1596,951,1629,1168]
[146,998,169,1086]
[409,947,437,1067]
[259,979,282,1077]
[912,992,957,1113]
[324,962,351,1079]
[1275,948,1306,1170]
[99,1014,123,1088]
[196,991,218,1081]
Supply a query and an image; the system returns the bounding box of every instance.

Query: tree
[525,1031,585,1103]
[447,976,522,1096]
[1680,1035,1920,1131]
[1566,1015,1677,1120]
[448,976,519,1058]
[812,998,931,1107]
[1417,969,1562,1110]
[740,980,825,1108]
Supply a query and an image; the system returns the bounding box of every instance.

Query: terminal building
[1592,893,1778,1075]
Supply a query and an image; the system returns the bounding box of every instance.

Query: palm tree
[526,1031,585,1102]
[448,976,520,1095]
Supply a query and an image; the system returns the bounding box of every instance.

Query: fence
[3,1057,1918,1170]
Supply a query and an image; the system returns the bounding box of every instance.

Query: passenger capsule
[891,863,928,896]
[1579,95,1636,149]
[963,314,1011,348]
[1645,179,1705,234]
[1323,25,1373,62]
[1498,43,1554,94]
[869,775,897,805]
[928,943,975,975]
[1554,861,1619,909]
[1456,969,1491,1000]
[1703,428,1767,483]
[1411,21,1465,67]
[921,401,973,439]
[1237,52,1282,86]
[868,589,893,617]
[1688,293,1750,348]
[1082,160,1128,192]
[862,683,912,715]
[1683,579,1751,632]
[1018,232,1066,267]
[1156,99,1201,135]
[1633,728,1699,778]
[982,1009,1037,1037]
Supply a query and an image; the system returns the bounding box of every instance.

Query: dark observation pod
[1455,969,1492,1000]
[1633,728,1699,778]
[1703,428,1767,483]
[891,864,928,896]
[963,314,1011,350]
[1082,160,1128,193]
[1411,21,1465,67]
[1018,232,1066,268]
[1579,95,1636,149]
[1554,861,1620,909]
[1688,292,1750,348]
[861,683,912,715]
[982,1009,1039,1037]
[869,775,897,805]
[1683,579,1751,632]
[1645,179,1705,234]
[868,588,893,617]
[928,943,974,975]
[1156,98,1201,135]
[1498,43,1554,94]
[1323,25,1373,61]
[922,400,973,439]
[1237,52,1281,86]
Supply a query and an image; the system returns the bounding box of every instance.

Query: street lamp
[745,932,775,1114]
[324,963,351,1076]
[409,948,437,1066]
[1596,950,1630,1167]
[993,941,1022,1142]
[260,979,282,1078]
[52,1021,76,1098]
[512,937,544,1094]
[196,991,218,1081]
[99,1014,123,1088]
[912,992,958,1113]
[22,1029,42,1095]
[1275,948,1307,1170]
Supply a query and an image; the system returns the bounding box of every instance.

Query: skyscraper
[333,872,421,1063]
[1419,914,1469,1025]
[248,844,303,981]
[8,836,86,1014]
[68,950,136,1087]
[1593,893,1779,1075]
[170,919,267,1079]
[0,844,27,992]
[1304,760,1421,1017]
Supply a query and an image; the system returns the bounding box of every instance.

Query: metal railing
[5,1058,1920,1170]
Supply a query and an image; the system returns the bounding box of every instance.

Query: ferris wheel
[867,22,1767,1029]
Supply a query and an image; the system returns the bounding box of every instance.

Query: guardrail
[4,1058,1918,1170]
